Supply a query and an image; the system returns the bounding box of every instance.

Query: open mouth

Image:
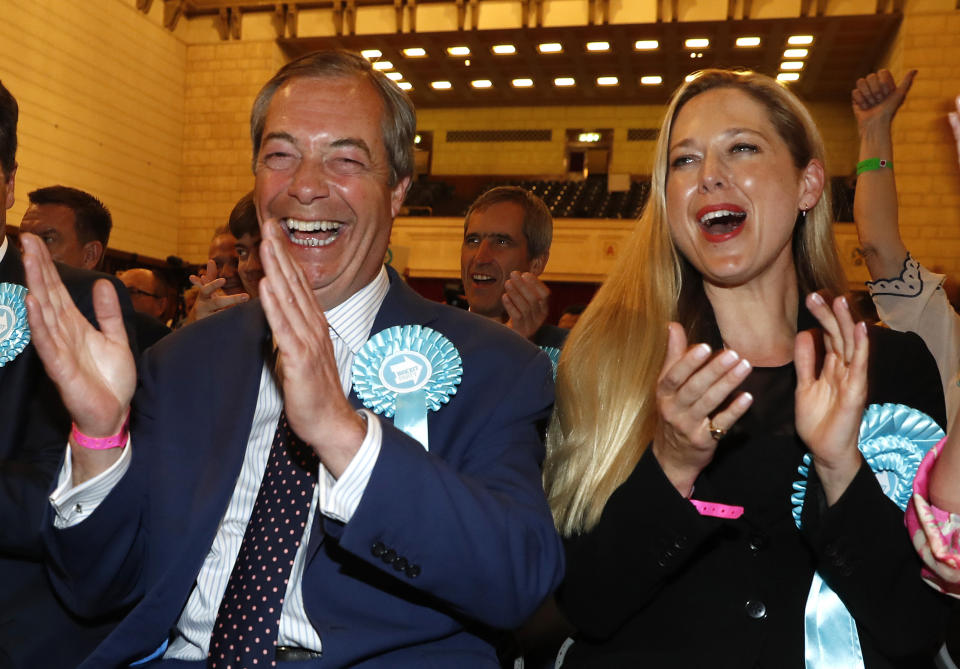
[284,218,342,247]
[470,272,496,285]
[697,208,746,241]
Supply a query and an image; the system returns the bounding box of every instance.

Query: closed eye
[670,154,696,169]
[262,152,297,170]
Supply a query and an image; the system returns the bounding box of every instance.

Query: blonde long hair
[544,70,848,537]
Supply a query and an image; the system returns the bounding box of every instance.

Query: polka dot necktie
[208,412,320,668]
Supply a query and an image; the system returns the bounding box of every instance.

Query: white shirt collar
[324,265,390,354]
[0,235,8,265]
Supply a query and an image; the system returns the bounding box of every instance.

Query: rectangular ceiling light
[596,76,619,86]
[361,49,382,59]
[787,35,814,45]
[586,41,610,52]
[397,82,413,90]
[402,47,426,57]
[447,46,471,56]
[554,77,575,87]
[578,132,601,143]
[777,72,800,82]
[634,40,659,50]
[511,78,534,88]
[471,79,493,88]
[538,42,563,54]
[685,38,710,49]
[640,75,663,85]
[386,72,403,81]
[780,61,804,71]
[372,61,393,71]
[431,81,452,89]
[492,44,516,55]
[736,37,761,47]
[783,48,809,58]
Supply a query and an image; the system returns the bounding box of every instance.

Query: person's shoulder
[424,298,544,361]
[533,323,568,348]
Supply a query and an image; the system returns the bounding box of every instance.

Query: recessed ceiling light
[372,61,393,71]
[554,77,576,87]
[596,76,619,86]
[492,44,516,55]
[447,46,470,56]
[512,78,534,88]
[685,38,710,49]
[471,79,493,88]
[386,72,403,81]
[777,72,800,82]
[736,37,761,47]
[634,40,659,50]
[402,47,426,57]
[431,81,452,89]
[783,48,809,58]
[361,49,382,59]
[397,82,413,90]
[640,75,662,85]
[780,61,804,71]
[586,41,610,52]
[787,35,814,46]
[538,43,563,54]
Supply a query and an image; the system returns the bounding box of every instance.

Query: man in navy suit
[25,51,563,667]
[0,81,133,667]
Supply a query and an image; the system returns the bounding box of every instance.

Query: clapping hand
[795,293,868,506]
[503,271,551,340]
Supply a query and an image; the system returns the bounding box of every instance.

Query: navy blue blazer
[44,267,564,668]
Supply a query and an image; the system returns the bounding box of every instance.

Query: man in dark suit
[26,51,563,668]
[461,186,567,348]
[0,81,133,668]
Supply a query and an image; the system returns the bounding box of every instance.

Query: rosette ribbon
[352,325,462,449]
[0,283,30,367]
[792,403,943,669]
[540,345,561,379]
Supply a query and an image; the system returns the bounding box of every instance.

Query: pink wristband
[70,415,130,450]
[689,498,744,519]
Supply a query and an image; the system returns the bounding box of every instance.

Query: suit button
[382,548,397,564]
[748,534,766,552]
[745,600,767,620]
[405,564,421,578]
[674,535,688,549]
[370,542,385,557]
[825,543,840,558]
[393,556,409,572]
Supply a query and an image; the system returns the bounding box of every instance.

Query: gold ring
[709,422,726,441]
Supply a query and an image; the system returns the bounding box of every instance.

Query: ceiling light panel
[372,61,393,71]
[492,44,516,55]
[634,40,659,50]
[361,49,382,59]
[386,72,403,81]
[783,48,809,58]
[736,37,761,47]
[402,48,426,57]
[512,78,534,88]
[787,35,814,45]
[780,61,805,71]
[447,46,471,56]
[596,76,618,86]
[640,75,662,85]
[538,43,563,54]
[685,38,710,48]
[777,72,800,81]
[397,82,413,90]
[554,77,575,87]
[471,79,493,88]
[586,41,610,52]
[431,81,452,89]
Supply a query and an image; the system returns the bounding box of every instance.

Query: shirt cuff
[321,410,381,523]
[49,437,132,528]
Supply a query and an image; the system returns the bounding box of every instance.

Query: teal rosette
[352,325,462,449]
[0,283,30,367]
[540,345,561,378]
[791,403,944,669]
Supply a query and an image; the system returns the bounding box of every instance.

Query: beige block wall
[179,40,284,262]
[0,0,186,260]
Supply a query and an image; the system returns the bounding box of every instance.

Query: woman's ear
[798,158,825,211]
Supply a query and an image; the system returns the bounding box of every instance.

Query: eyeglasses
[126,287,161,299]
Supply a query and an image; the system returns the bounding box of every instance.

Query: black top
[557,324,952,669]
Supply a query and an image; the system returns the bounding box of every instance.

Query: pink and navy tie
[208,412,319,668]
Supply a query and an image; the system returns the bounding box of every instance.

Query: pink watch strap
[689,498,744,519]
[70,415,130,450]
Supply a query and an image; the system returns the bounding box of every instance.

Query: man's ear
[390,176,412,218]
[81,240,104,270]
[4,165,16,211]
[529,252,548,276]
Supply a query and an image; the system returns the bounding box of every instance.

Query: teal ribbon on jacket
[0,283,30,367]
[792,403,943,669]
[352,325,462,450]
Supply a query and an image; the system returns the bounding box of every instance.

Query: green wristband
[856,158,892,175]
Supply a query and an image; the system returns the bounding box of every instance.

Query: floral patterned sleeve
[905,437,960,598]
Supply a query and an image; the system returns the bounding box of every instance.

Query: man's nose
[288,159,332,204]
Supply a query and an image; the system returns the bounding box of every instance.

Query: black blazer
[0,241,136,669]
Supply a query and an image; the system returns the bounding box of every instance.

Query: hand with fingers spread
[652,322,754,497]
[21,233,136,483]
[503,271,551,340]
[257,220,366,478]
[181,259,249,326]
[851,69,916,131]
[795,293,869,506]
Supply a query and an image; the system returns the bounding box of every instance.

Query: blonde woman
[544,70,950,668]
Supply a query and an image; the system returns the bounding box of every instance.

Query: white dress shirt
[50,266,391,659]
[0,235,9,263]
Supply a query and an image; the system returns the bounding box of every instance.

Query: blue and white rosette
[792,403,944,669]
[540,345,561,378]
[352,325,462,449]
[0,283,30,367]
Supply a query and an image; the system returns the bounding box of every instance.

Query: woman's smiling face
[665,86,823,289]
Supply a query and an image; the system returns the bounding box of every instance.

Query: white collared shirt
[50,266,391,658]
[0,235,8,264]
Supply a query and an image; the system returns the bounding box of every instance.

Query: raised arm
[852,69,916,280]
